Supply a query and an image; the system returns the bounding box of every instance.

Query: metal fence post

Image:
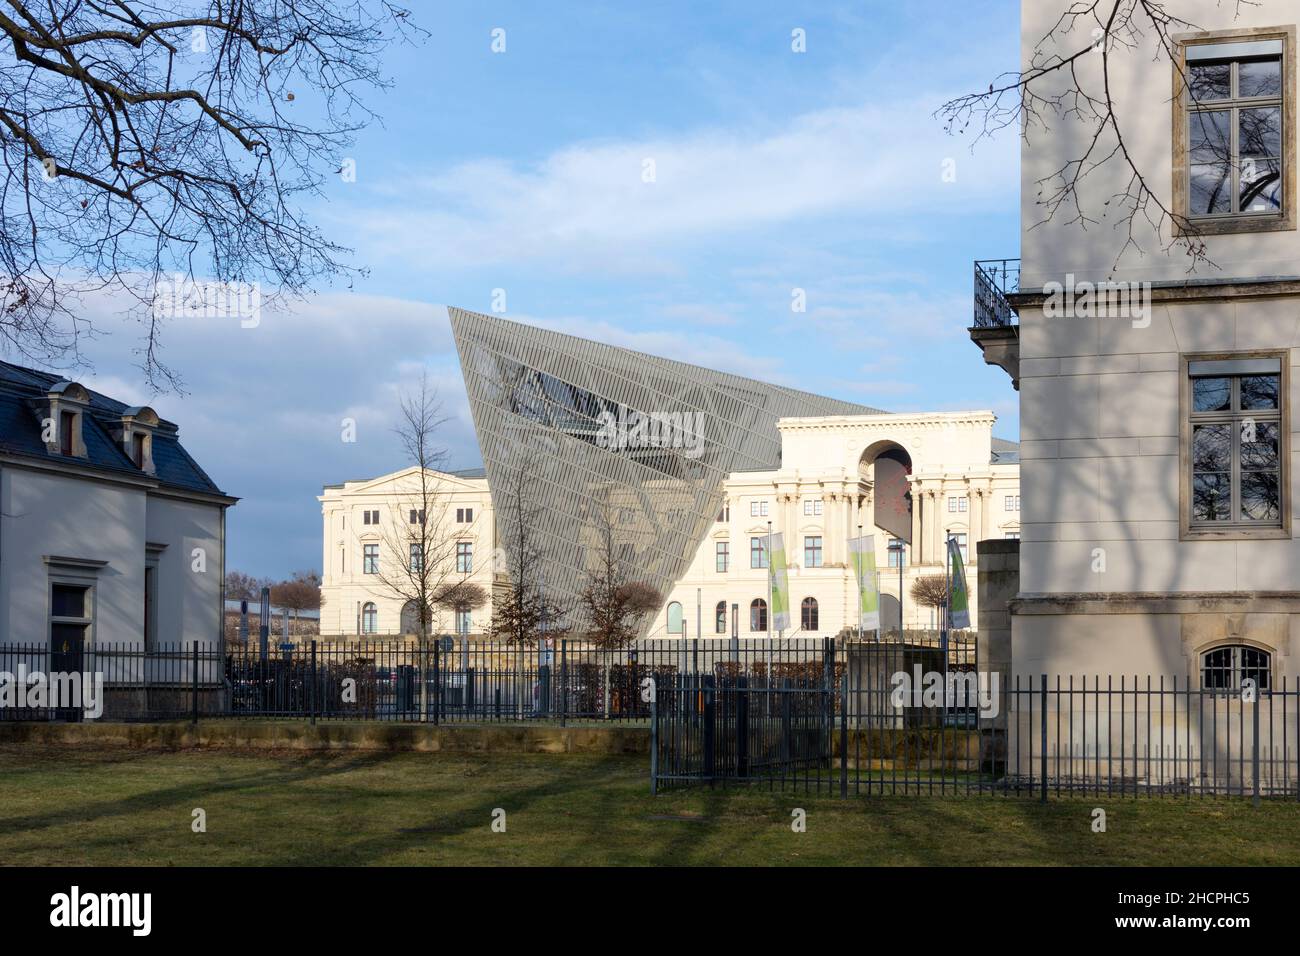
[433,640,441,727]
[649,686,658,796]
[561,638,568,728]
[191,641,199,725]
[840,670,849,799]
[310,639,318,726]
[1253,693,1261,808]
[1040,674,1048,804]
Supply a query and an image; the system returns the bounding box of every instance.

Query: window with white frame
[750,537,768,569]
[1005,495,1020,511]
[803,499,823,516]
[363,543,378,574]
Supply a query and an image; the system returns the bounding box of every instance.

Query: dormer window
[44,381,89,459]
[117,406,159,475]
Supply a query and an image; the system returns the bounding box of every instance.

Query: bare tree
[490,452,567,646]
[371,373,485,649]
[578,490,663,648]
[224,569,268,603]
[910,574,949,618]
[936,0,1257,273]
[269,569,320,628]
[0,2,422,385]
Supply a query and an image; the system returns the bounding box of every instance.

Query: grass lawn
[1,744,1298,866]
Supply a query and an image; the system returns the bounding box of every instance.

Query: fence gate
[651,666,841,794]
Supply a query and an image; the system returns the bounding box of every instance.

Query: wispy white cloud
[350,96,1016,273]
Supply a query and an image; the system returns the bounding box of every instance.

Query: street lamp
[888,539,905,641]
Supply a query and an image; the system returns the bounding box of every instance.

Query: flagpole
[857,523,864,641]
[766,519,773,681]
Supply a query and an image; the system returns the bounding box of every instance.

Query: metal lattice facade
[449,307,882,634]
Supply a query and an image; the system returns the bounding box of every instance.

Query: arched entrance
[859,441,913,544]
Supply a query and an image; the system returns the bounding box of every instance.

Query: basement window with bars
[1201,644,1271,692]
[1186,354,1286,535]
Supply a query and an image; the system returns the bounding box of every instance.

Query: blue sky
[65,1,1023,579]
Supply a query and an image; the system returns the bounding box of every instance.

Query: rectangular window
[803,499,823,516]
[464,508,473,523]
[59,410,75,456]
[958,497,968,513]
[50,583,92,645]
[1185,354,1287,535]
[456,541,473,573]
[716,504,729,522]
[455,609,472,636]
[1005,495,1020,511]
[948,533,968,564]
[804,536,823,568]
[131,432,146,468]
[455,508,472,523]
[887,538,907,568]
[1179,30,1294,233]
[947,497,957,512]
[750,537,768,569]
[363,509,379,525]
[1004,532,1021,540]
[363,544,378,574]
[715,541,729,573]
[409,543,423,572]
[411,509,427,525]
[750,500,770,517]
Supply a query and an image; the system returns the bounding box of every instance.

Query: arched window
[801,597,818,631]
[361,602,378,635]
[715,601,727,634]
[750,598,767,632]
[1202,645,1271,691]
[667,601,684,635]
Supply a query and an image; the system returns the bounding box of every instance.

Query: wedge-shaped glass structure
[449,307,882,633]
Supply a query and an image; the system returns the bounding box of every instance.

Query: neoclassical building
[655,413,1020,640]
[319,312,1020,639]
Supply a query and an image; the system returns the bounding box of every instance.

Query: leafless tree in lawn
[0,2,422,386]
[372,373,485,650]
[936,0,1258,272]
[490,452,568,646]
[578,489,663,648]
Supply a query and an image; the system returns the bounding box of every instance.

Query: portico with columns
[654,410,1020,639]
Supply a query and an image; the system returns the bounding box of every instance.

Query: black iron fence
[652,645,1300,801]
[0,641,224,721]
[0,637,834,723]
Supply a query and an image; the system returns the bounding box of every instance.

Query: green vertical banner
[848,535,880,633]
[770,532,790,631]
[947,536,971,630]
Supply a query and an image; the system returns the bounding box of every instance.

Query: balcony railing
[973,259,1020,328]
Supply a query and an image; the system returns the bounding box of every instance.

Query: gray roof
[991,436,1020,464]
[0,360,229,497]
